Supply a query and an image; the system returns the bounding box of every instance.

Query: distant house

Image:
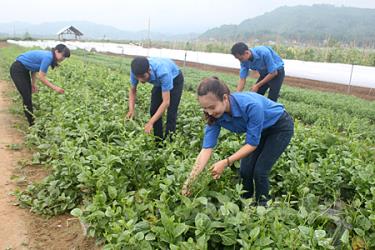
[57,26,83,41]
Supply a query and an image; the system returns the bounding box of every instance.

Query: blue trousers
[239,111,294,201]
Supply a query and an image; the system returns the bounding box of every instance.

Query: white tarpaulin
[7,40,375,88]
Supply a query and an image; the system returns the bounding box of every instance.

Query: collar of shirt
[217,95,243,122]
[249,48,260,62]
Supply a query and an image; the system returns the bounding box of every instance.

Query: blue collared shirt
[239,46,284,79]
[16,50,53,73]
[130,57,180,92]
[202,92,284,148]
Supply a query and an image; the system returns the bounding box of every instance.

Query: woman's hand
[181,148,213,196]
[126,110,135,120]
[31,84,38,93]
[144,121,153,134]
[210,160,227,180]
[53,86,65,94]
[181,182,192,196]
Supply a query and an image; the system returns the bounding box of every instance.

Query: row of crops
[0,45,374,249]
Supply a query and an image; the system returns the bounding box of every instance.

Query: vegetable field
[0,46,374,249]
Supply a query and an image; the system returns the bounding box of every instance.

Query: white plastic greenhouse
[7,40,375,89]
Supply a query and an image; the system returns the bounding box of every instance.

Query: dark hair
[231,42,249,56]
[131,56,150,76]
[197,76,231,125]
[51,44,70,69]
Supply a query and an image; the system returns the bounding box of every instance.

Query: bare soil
[0,79,100,250]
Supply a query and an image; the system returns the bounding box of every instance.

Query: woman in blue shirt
[10,44,70,126]
[127,56,184,142]
[182,77,294,205]
[231,42,285,102]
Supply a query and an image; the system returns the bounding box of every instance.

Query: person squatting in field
[10,44,70,126]
[126,56,184,141]
[231,42,285,102]
[182,77,294,206]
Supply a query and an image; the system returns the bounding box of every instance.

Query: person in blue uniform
[10,44,70,126]
[181,76,294,206]
[127,56,184,141]
[231,42,285,102]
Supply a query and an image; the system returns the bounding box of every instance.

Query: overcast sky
[1,0,375,34]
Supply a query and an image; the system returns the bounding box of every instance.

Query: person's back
[10,44,70,126]
[231,42,285,102]
[16,50,53,73]
[127,56,184,142]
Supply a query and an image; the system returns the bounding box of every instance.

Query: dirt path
[0,80,30,249]
[0,80,99,249]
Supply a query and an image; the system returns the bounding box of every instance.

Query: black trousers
[240,111,294,202]
[150,72,184,140]
[257,67,285,102]
[10,61,34,126]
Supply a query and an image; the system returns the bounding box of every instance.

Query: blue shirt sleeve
[39,56,52,73]
[239,61,249,79]
[263,49,278,74]
[245,103,264,146]
[130,72,138,87]
[202,124,221,148]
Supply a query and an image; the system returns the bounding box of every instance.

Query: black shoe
[257,200,269,207]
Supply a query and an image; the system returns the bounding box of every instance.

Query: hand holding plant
[32,84,38,93]
[53,85,65,94]
[144,121,153,134]
[210,160,227,180]
[126,110,135,120]
[181,181,192,196]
